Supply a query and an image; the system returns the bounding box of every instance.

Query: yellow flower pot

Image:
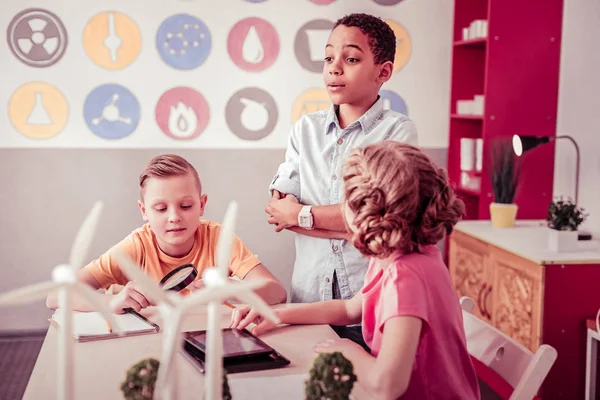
[490,202,518,228]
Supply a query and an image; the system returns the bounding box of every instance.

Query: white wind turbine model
[114,201,279,400]
[0,201,121,400]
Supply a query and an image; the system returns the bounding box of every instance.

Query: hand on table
[108,281,154,314]
[229,304,278,336]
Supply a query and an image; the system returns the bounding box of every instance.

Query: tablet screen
[185,328,273,358]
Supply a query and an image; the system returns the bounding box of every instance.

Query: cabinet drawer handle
[482,285,493,319]
[477,283,487,315]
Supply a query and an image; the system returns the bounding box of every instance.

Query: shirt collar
[324,96,384,135]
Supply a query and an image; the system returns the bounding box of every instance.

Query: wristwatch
[298,205,314,230]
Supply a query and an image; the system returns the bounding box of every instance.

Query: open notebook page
[52,309,155,336]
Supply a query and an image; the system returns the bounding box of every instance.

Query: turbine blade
[216,202,238,278]
[0,281,60,305]
[69,201,104,269]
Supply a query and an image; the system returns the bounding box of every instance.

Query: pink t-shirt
[361,245,480,400]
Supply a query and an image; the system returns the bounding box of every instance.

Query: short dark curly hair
[333,13,396,65]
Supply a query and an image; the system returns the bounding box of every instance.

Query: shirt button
[333,245,339,252]
[325,277,330,283]
[337,138,343,145]
[332,174,337,180]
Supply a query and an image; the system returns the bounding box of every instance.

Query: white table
[23,305,371,399]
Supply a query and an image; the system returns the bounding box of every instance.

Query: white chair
[460,296,558,400]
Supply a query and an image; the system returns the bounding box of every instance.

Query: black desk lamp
[512,134,591,240]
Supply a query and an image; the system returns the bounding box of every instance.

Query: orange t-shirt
[84,220,260,295]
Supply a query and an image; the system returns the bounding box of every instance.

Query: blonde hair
[342,142,465,259]
[139,154,202,199]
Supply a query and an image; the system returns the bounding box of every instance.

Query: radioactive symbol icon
[7,8,68,68]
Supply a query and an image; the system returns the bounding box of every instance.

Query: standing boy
[266,14,418,347]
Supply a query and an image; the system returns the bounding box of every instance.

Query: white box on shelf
[460,172,481,191]
[460,171,470,187]
[457,100,474,115]
[462,27,470,41]
[469,23,478,39]
[475,138,483,172]
[469,19,488,39]
[460,138,476,171]
[473,95,485,116]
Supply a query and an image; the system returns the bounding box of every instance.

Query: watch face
[300,215,308,227]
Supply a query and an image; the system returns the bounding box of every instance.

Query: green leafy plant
[305,352,357,400]
[120,358,159,400]
[547,197,588,231]
[490,138,521,204]
[120,358,232,400]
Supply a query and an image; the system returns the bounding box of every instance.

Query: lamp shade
[512,135,551,156]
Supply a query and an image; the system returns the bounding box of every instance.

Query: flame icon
[168,102,198,138]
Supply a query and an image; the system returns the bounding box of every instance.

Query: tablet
[184,328,273,358]
[182,328,291,374]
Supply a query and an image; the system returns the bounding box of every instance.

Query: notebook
[51,309,160,342]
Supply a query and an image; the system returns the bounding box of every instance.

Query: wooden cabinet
[450,230,543,351]
[449,229,491,323]
[489,250,543,351]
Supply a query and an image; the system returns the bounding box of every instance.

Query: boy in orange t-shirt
[46,154,287,313]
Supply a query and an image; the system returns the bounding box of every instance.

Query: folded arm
[266,196,349,236]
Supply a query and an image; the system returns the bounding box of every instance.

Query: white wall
[0,0,453,149]
[555,0,600,234]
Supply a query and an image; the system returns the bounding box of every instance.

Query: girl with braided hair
[232,142,480,400]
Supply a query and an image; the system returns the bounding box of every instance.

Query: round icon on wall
[8,82,69,139]
[385,19,412,72]
[83,11,142,70]
[7,8,68,68]
[308,0,337,4]
[84,84,140,140]
[156,14,211,70]
[228,17,279,72]
[379,90,408,115]
[156,87,209,140]
[291,88,330,123]
[226,88,278,141]
[374,0,404,4]
[294,19,334,73]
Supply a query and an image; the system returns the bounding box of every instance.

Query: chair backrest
[460,296,557,400]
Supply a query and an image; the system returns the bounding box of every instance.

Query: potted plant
[120,358,159,400]
[489,138,521,228]
[547,197,588,252]
[120,358,232,400]
[305,352,357,400]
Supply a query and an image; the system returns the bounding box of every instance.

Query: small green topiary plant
[305,352,357,400]
[547,197,588,231]
[120,358,159,400]
[120,358,233,400]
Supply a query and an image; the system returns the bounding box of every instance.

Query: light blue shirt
[270,97,418,303]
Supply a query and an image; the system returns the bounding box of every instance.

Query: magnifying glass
[159,264,198,292]
[157,264,236,310]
